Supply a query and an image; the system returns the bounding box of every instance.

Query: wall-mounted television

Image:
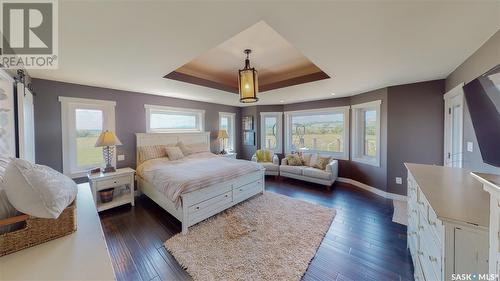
[463,64,500,167]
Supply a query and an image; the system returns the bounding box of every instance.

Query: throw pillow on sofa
[286,154,303,166]
[3,158,77,219]
[313,156,332,170]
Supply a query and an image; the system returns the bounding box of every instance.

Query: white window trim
[260,112,283,154]
[284,106,350,160]
[59,97,117,178]
[219,112,236,152]
[145,104,205,133]
[351,100,381,167]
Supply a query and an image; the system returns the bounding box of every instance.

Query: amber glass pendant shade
[238,49,258,103]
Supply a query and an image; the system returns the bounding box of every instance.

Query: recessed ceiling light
[280,100,284,103]
[331,93,336,96]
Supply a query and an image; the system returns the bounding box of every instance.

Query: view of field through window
[264,117,278,150]
[75,109,103,168]
[151,112,197,130]
[363,110,377,157]
[290,113,344,152]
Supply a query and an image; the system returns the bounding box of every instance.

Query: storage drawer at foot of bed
[188,191,232,226]
[233,180,263,204]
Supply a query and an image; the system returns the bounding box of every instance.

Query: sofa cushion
[303,167,332,180]
[260,162,279,171]
[280,165,304,175]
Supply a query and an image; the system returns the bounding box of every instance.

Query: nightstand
[219,152,237,159]
[88,167,135,212]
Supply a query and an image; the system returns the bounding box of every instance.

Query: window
[284,107,349,159]
[351,100,381,166]
[260,112,283,153]
[145,105,204,133]
[219,112,236,152]
[59,97,116,178]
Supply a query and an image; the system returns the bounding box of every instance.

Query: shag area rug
[165,192,336,281]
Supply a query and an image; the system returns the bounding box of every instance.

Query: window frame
[219,112,236,152]
[59,97,116,178]
[260,112,283,154]
[145,105,205,133]
[284,106,349,159]
[351,100,381,167]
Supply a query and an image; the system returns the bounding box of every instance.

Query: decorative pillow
[139,145,166,164]
[165,146,185,161]
[313,156,332,170]
[286,154,303,166]
[256,150,272,162]
[178,142,209,156]
[189,143,210,154]
[3,159,78,219]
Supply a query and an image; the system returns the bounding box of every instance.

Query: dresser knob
[196,206,199,210]
[417,251,424,256]
[429,256,437,262]
[428,220,436,226]
[418,225,424,230]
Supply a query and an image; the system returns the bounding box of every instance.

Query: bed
[136,132,265,234]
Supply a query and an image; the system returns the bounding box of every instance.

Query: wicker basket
[0,201,77,257]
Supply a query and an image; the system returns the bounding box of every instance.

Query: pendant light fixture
[238,49,258,103]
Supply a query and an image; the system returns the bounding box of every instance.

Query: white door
[17,83,36,163]
[444,84,464,168]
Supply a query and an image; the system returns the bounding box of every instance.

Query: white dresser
[406,163,490,281]
[471,172,500,278]
[0,184,116,280]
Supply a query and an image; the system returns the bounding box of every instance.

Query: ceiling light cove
[164,21,330,97]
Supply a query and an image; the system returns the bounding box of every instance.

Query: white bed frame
[136,132,265,234]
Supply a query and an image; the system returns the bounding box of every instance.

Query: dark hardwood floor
[99,177,414,281]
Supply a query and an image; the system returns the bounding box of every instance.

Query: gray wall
[446,29,500,175]
[387,80,445,194]
[32,79,241,172]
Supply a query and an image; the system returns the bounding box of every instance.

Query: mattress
[137,152,262,206]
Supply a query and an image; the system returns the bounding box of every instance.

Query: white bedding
[137,152,263,206]
[0,155,22,234]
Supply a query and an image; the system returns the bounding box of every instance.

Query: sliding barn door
[0,72,16,157]
[17,83,36,163]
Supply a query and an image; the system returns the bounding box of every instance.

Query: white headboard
[135,132,211,166]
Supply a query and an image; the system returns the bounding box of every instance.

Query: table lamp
[217,129,229,154]
[95,130,122,173]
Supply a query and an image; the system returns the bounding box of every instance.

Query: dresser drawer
[233,180,263,204]
[188,191,232,225]
[417,188,429,215]
[418,247,439,281]
[427,206,444,244]
[95,175,131,190]
[422,227,443,279]
[414,255,425,281]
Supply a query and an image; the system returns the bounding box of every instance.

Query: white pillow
[3,159,77,219]
[165,146,185,161]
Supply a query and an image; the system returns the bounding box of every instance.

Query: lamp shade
[217,129,229,139]
[95,130,122,147]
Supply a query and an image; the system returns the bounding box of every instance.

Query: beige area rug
[392,199,408,226]
[165,192,336,281]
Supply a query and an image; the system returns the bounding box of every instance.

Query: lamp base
[103,165,116,173]
[220,149,227,155]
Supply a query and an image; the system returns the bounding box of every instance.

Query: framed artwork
[243,131,255,146]
[242,116,253,131]
[0,74,16,157]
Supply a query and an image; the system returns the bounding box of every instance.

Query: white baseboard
[337,177,407,201]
